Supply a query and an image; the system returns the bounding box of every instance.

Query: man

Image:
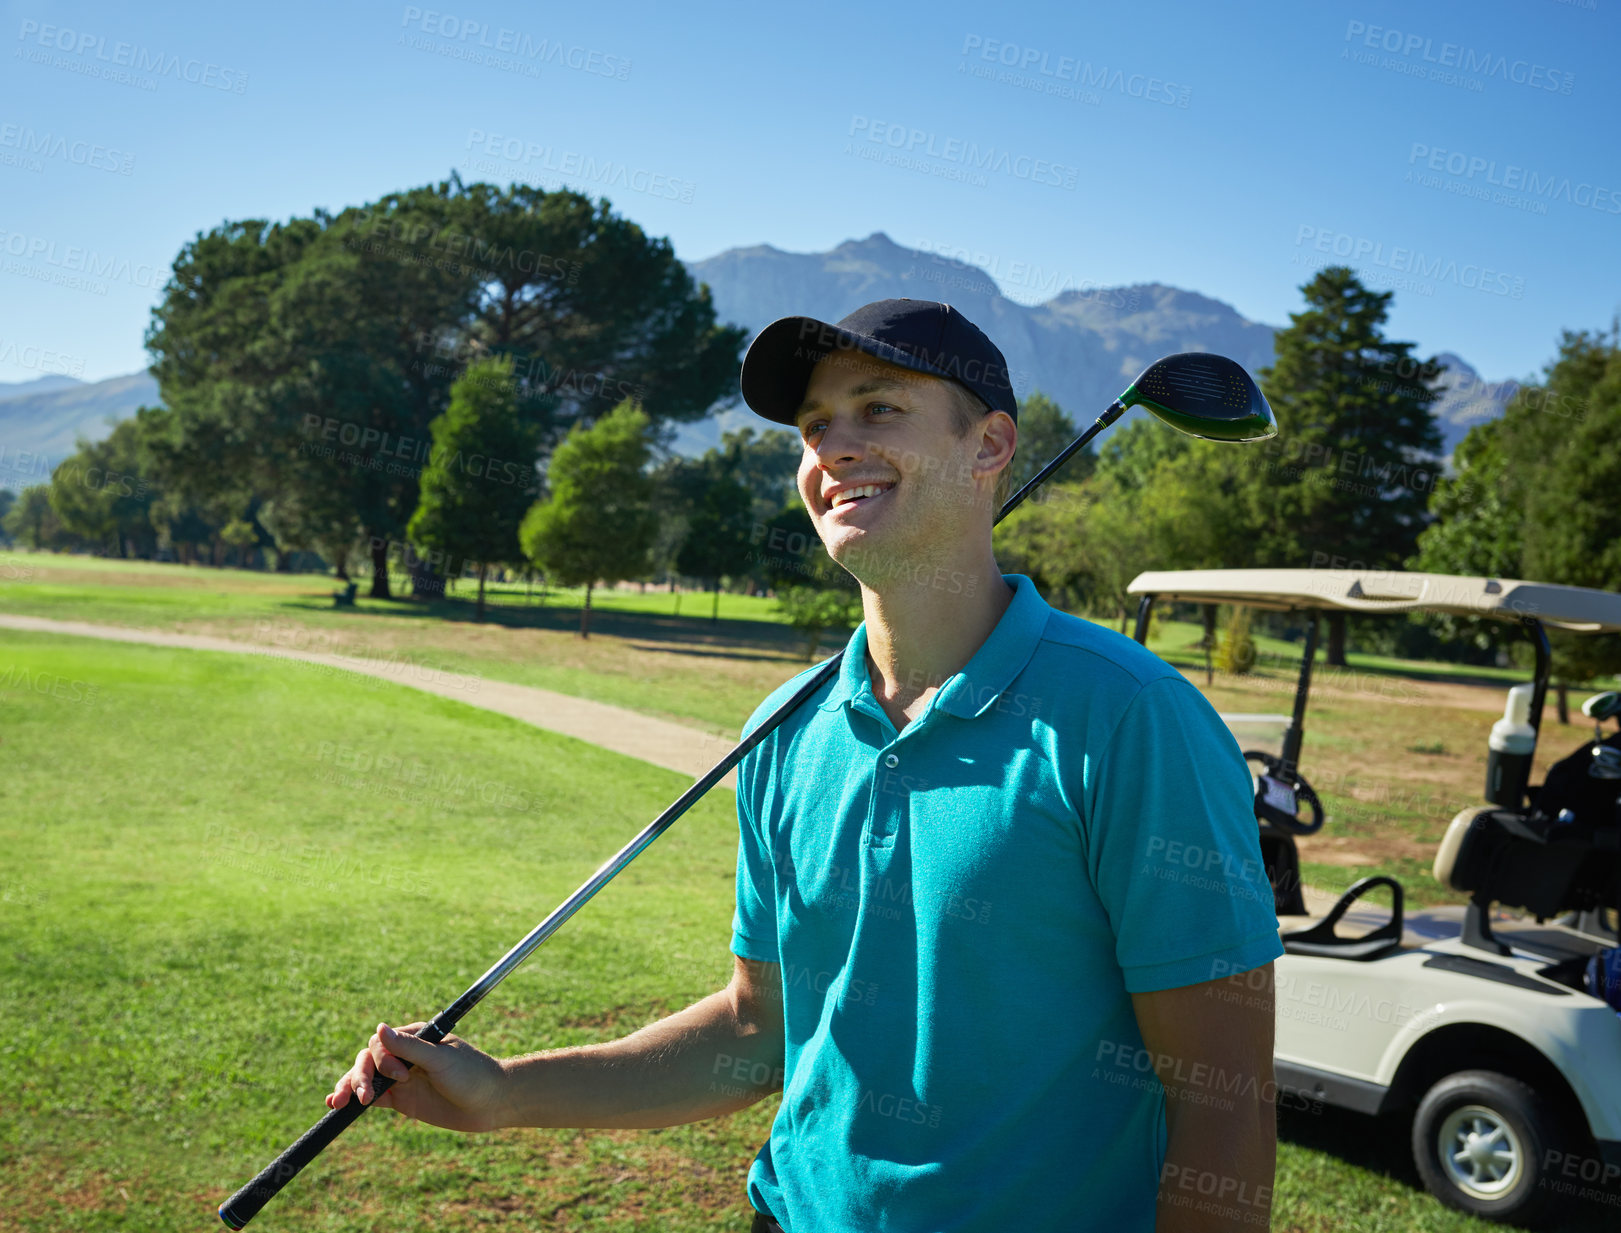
[329,299,1284,1232]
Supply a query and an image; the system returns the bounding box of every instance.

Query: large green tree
[1251,266,1444,663]
[1518,329,1621,593]
[144,179,744,596]
[519,402,658,637]
[1413,327,1621,696]
[443,182,745,432]
[407,355,543,619]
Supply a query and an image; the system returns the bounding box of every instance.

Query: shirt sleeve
[1083,675,1285,993]
[730,760,780,963]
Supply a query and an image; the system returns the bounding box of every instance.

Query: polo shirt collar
[816,574,1050,720]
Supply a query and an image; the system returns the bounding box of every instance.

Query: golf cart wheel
[1411,1070,1566,1225]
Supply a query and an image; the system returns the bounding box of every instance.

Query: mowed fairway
[1,633,772,1232]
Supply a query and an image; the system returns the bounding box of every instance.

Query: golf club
[218,350,1277,1229]
[1583,690,1621,741]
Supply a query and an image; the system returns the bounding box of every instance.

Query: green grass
[0,550,820,736]
[1143,616,1545,690]
[7,633,1619,1231]
[0,633,769,1231]
[0,550,788,625]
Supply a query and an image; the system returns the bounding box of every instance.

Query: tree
[1250,267,1444,664]
[1520,334,1621,701]
[3,486,56,549]
[0,490,14,547]
[1006,391,1091,496]
[519,402,657,637]
[1517,328,1621,594]
[446,182,746,434]
[48,420,158,558]
[662,455,757,620]
[995,413,1247,623]
[776,586,864,662]
[407,356,543,619]
[143,179,746,598]
[1412,326,1621,709]
[713,426,801,525]
[994,473,1157,623]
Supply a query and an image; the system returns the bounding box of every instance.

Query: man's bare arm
[498,954,786,1128]
[329,954,786,1132]
[1131,962,1276,1233]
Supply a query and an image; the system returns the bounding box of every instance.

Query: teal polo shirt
[731,574,1283,1233]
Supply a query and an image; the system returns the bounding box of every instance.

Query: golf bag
[1587,945,1621,1016]
[1438,727,1621,924]
[1530,731,1621,834]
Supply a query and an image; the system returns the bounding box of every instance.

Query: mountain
[1426,353,1520,457]
[0,374,85,403]
[678,233,1281,454]
[0,372,159,490]
[678,232,1307,455]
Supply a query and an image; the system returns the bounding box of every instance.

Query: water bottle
[1486,683,1537,806]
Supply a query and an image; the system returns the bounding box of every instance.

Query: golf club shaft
[219,401,1122,1229]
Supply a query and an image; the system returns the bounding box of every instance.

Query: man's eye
[868,402,898,417]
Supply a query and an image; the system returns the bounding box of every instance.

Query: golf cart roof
[1126,569,1621,634]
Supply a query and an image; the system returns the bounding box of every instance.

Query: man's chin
[826,536,898,588]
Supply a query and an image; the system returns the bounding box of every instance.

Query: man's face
[792,352,1008,583]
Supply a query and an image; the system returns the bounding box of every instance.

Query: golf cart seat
[1435,806,1620,915]
[1434,805,1621,954]
[1279,876,1405,961]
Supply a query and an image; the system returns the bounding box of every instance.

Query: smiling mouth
[827,482,894,512]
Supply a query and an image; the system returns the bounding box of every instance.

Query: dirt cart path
[0,613,739,788]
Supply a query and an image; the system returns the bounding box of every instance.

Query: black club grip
[218,1068,407,1228]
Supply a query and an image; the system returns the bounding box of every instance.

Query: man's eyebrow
[794,376,915,421]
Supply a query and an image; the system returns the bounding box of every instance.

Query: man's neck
[859,548,1014,732]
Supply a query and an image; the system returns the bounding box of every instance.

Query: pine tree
[406,355,542,619]
[1250,266,1443,664]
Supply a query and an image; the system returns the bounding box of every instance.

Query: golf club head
[1120,353,1277,442]
[1582,691,1621,722]
[1590,745,1621,780]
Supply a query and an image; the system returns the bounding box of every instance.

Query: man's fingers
[355,1045,385,1104]
[373,1021,438,1073]
[333,1021,434,1110]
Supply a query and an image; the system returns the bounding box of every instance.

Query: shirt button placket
[868,749,904,846]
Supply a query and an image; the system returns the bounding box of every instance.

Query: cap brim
[739,315,967,426]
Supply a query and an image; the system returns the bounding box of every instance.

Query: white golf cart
[1127,569,1621,1226]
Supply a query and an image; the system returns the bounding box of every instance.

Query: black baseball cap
[739,298,1017,426]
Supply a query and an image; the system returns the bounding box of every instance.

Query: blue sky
[1,0,1616,386]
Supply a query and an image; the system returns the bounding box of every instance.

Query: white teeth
[830,483,890,507]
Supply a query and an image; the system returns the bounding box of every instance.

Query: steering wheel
[1243,750,1325,836]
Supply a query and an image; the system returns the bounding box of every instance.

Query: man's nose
[813,415,867,465]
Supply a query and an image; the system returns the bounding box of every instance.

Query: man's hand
[326,955,786,1137]
[327,1021,510,1133]
[1131,963,1277,1232]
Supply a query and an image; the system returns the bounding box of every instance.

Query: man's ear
[973,410,1017,481]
